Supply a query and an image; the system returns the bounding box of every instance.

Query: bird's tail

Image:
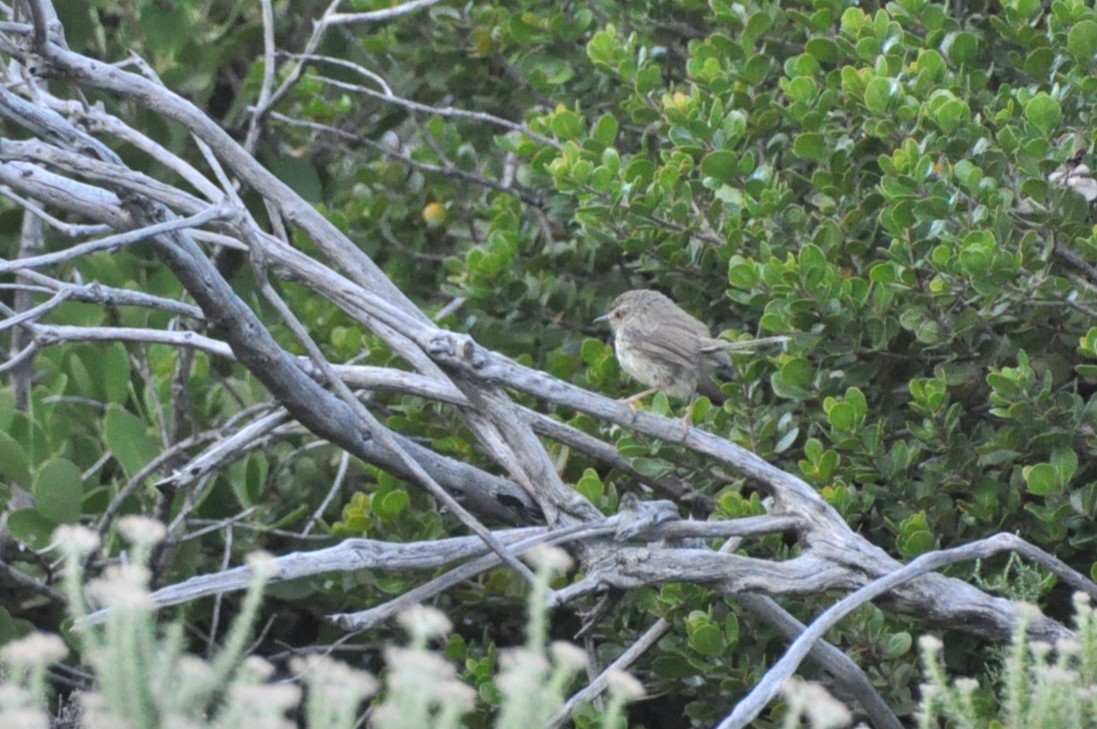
[701,335,791,354]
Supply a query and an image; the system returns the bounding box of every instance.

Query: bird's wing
[628,318,706,370]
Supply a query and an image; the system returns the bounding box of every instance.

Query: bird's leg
[680,391,697,438]
[619,387,657,408]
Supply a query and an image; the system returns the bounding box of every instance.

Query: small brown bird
[596,289,789,407]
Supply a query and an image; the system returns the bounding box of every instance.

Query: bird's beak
[594,314,609,323]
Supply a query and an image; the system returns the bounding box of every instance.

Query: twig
[0,204,233,274]
[243,0,277,154]
[303,450,350,536]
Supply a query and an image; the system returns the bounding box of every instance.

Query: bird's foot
[679,410,693,439]
[619,388,657,407]
[618,388,656,422]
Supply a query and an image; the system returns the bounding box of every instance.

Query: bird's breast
[615,330,696,398]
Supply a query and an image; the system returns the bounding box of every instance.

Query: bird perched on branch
[596,289,789,415]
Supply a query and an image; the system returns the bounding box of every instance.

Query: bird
[595,289,789,411]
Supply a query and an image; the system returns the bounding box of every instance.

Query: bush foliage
[5,0,1097,725]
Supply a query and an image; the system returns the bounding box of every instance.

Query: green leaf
[374,489,410,520]
[688,623,725,656]
[883,632,913,658]
[771,358,814,400]
[805,37,839,63]
[728,261,759,289]
[0,389,12,433]
[0,605,33,646]
[586,28,619,67]
[700,151,739,182]
[745,11,772,38]
[1009,0,1041,20]
[793,133,825,162]
[840,7,867,35]
[268,156,323,202]
[1024,47,1055,78]
[229,454,268,509]
[1068,20,1097,59]
[945,31,978,63]
[1023,463,1061,496]
[864,77,897,115]
[784,76,818,104]
[741,55,772,85]
[723,613,740,645]
[652,655,695,679]
[141,1,192,57]
[103,406,161,481]
[6,508,56,550]
[550,110,585,140]
[826,402,857,432]
[591,114,619,147]
[33,458,83,525]
[774,425,799,454]
[576,468,603,503]
[845,387,867,415]
[95,343,131,404]
[898,529,935,557]
[1024,93,1062,133]
[0,432,31,488]
[690,397,712,423]
[1050,448,1078,484]
[933,98,970,133]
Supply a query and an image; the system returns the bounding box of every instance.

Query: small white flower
[383,646,456,688]
[497,647,550,696]
[953,678,979,694]
[85,564,154,610]
[51,526,100,556]
[241,656,276,680]
[228,682,300,711]
[77,691,124,729]
[1035,665,1078,684]
[498,646,550,676]
[523,544,573,573]
[174,655,213,689]
[549,641,588,670]
[0,632,68,668]
[162,714,203,729]
[291,654,378,699]
[117,516,167,546]
[1056,638,1082,657]
[1014,602,1042,620]
[0,684,35,708]
[1073,592,1093,618]
[606,669,645,700]
[435,679,477,712]
[0,709,48,729]
[397,604,452,639]
[783,680,851,729]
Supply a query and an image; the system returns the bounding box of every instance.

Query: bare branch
[719,533,1096,729]
[0,203,233,274]
[323,0,444,26]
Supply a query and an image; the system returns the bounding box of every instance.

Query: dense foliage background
[6,0,1097,725]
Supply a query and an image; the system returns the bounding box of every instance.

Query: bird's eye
[612,310,623,319]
